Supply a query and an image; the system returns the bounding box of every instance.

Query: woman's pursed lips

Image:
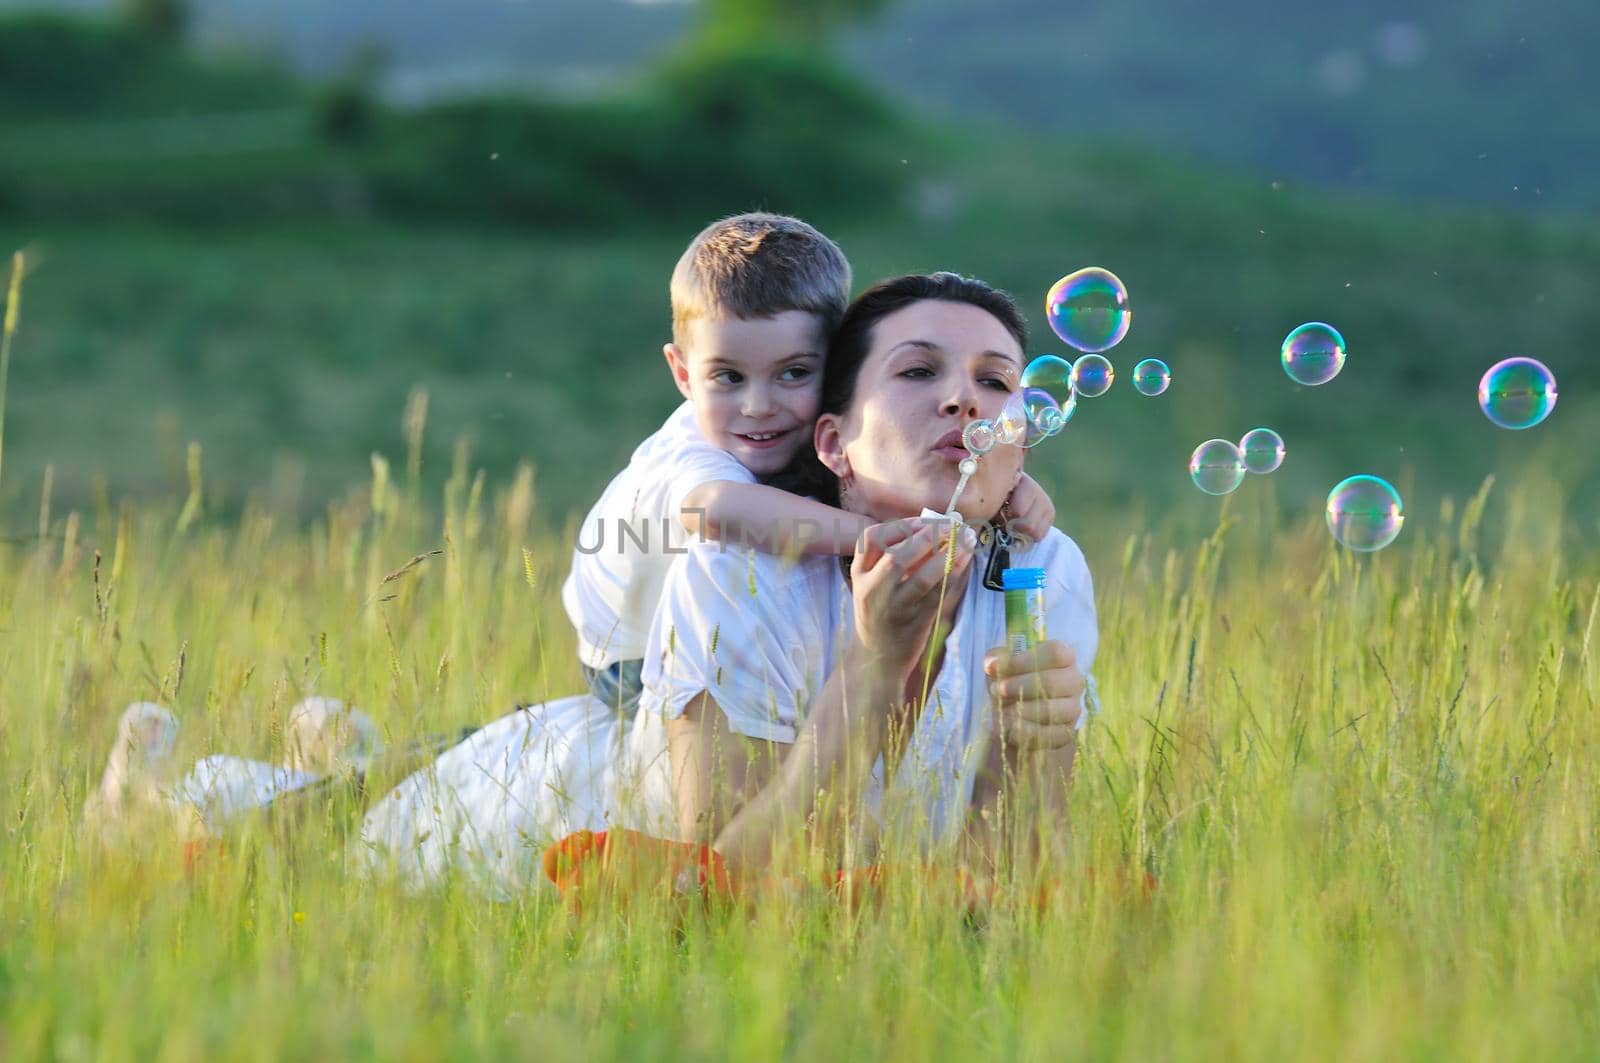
[931,428,968,462]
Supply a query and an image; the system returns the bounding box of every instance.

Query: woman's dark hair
[766,272,1029,505]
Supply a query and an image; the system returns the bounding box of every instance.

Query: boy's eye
[711,370,744,385]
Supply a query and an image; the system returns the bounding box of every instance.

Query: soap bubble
[1326,475,1404,551]
[1239,427,1285,474]
[1189,439,1246,496]
[1046,267,1130,353]
[1021,389,1062,448]
[999,388,1067,444]
[1478,357,1557,430]
[962,419,997,456]
[1131,358,1170,396]
[1281,322,1347,386]
[997,387,1062,449]
[1069,354,1114,398]
[995,392,1027,444]
[1021,354,1075,404]
[1045,384,1077,430]
[993,415,1021,446]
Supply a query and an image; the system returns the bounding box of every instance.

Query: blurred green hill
[0,13,911,225]
[11,0,1597,211]
[0,8,1595,555]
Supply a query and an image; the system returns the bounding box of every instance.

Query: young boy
[561,213,1052,717]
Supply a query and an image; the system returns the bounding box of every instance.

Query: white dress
[359,530,1099,897]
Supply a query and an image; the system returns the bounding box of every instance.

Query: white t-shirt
[561,401,756,670]
[619,528,1100,849]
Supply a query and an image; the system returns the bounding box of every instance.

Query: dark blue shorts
[581,658,645,719]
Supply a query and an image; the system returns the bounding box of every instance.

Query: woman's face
[817,299,1027,524]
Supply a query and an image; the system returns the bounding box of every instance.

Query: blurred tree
[315,40,389,145]
[698,0,894,47]
[118,0,187,42]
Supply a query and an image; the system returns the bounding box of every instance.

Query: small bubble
[1326,476,1404,551]
[997,387,1066,448]
[1190,440,1246,496]
[1239,427,1285,474]
[1478,357,1557,430]
[962,419,997,456]
[1069,354,1114,398]
[1131,358,1170,396]
[1020,354,1073,404]
[1281,322,1346,386]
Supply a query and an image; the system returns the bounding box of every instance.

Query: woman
[358,273,1097,896]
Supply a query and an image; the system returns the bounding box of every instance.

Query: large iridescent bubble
[1189,439,1246,496]
[1478,357,1557,430]
[1069,354,1114,398]
[1326,475,1404,552]
[1239,427,1285,474]
[1131,358,1170,396]
[1046,267,1130,353]
[1021,354,1074,404]
[1281,322,1347,386]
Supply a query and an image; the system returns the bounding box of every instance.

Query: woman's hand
[851,519,976,679]
[1003,473,1056,546]
[982,640,1085,750]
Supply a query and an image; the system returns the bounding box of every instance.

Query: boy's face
[664,310,827,477]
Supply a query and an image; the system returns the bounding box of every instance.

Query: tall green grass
[2,449,1596,1057]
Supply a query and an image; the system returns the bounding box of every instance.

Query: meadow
[2,437,1598,1056]
[4,13,1600,1056]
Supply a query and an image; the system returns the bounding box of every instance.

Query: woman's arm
[680,481,872,557]
[666,692,781,846]
[714,642,896,871]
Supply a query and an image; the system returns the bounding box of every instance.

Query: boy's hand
[1005,474,1056,544]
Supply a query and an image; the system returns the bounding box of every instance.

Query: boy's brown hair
[669,212,851,346]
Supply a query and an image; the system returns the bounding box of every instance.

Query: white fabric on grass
[173,757,324,835]
[355,696,646,899]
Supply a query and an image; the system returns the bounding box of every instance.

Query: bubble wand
[936,386,1070,519]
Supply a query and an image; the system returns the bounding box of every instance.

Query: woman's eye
[779,366,813,383]
[899,366,934,380]
[981,377,1012,392]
